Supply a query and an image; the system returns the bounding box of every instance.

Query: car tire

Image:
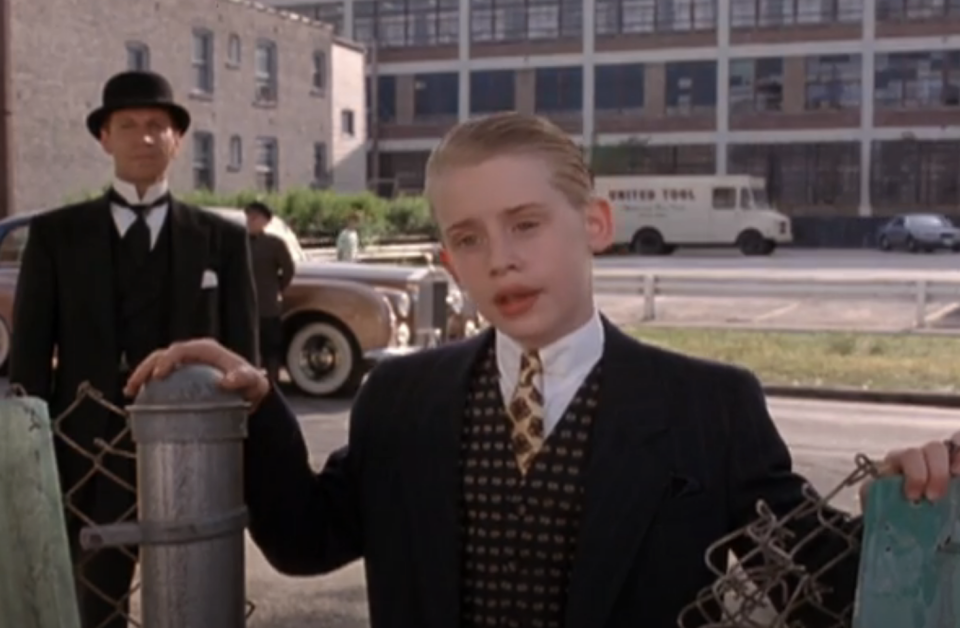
[878,235,892,251]
[631,228,666,256]
[285,318,362,398]
[736,229,767,256]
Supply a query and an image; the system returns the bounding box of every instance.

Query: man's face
[432,153,612,348]
[99,108,182,187]
[245,211,269,234]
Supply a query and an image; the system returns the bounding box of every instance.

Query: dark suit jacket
[9,195,258,466]
[244,321,861,628]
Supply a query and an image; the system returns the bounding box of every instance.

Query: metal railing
[592,272,960,328]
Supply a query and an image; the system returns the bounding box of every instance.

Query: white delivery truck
[594,174,793,256]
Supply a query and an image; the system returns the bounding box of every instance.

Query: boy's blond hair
[424,112,593,209]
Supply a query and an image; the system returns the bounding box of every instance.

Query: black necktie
[108,188,170,266]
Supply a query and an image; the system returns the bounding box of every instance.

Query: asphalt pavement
[236,393,960,628]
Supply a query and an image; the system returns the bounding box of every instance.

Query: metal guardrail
[592,273,960,329]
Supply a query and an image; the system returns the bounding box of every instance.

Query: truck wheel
[631,229,666,256]
[737,229,767,256]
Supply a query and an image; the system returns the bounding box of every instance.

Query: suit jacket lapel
[168,200,208,340]
[401,330,493,628]
[564,319,673,628]
[73,195,117,352]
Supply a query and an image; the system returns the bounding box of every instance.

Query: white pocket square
[201,269,218,289]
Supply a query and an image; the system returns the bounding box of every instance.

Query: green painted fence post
[0,396,81,628]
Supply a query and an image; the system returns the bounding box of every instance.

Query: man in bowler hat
[9,70,258,628]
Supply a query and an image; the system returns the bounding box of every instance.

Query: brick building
[7,0,367,213]
[277,0,960,217]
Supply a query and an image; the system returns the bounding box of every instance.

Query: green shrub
[64,186,435,242]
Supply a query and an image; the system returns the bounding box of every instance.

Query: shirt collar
[111,177,170,206]
[496,308,605,383]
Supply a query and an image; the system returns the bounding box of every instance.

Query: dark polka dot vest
[458,344,603,628]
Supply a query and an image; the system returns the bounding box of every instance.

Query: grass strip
[630,328,960,393]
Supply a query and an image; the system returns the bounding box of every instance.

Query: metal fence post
[80,364,250,628]
[914,279,928,329]
[416,271,449,347]
[642,274,657,321]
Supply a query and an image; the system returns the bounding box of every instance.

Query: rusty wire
[38,381,259,626]
[676,453,883,628]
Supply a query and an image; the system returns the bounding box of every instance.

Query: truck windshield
[750,187,770,209]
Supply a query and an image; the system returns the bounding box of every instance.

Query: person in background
[9,70,257,628]
[336,212,361,261]
[244,201,295,383]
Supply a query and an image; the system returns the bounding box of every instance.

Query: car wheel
[285,319,362,398]
[878,235,891,251]
[736,229,766,256]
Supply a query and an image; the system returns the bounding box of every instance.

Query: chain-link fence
[6,364,256,628]
[677,454,883,628]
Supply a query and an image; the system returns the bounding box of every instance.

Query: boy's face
[432,153,612,348]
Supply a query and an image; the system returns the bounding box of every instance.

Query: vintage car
[0,207,481,398]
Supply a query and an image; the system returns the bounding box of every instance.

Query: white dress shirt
[496,309,605,437]
[109,177,170,249]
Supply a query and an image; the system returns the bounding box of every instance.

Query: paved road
[236,394,960,628]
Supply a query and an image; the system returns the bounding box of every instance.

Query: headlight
[446,287,463,315]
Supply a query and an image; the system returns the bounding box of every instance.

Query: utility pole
[0,0,12,217]
[368,0,381,192]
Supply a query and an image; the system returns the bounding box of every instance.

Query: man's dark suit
[243,320,861,628]
[9,194,257,628]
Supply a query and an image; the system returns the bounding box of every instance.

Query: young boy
[336,212,361,261]
[127,113,960,628]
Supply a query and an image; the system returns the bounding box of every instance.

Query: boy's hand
[859,434,960,508]
[124,338,270,407]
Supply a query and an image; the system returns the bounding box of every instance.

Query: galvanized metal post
[80,364,250,628]
[415,272,449,347]
[0,0,13,218]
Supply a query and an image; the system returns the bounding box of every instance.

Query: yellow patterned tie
[507,350,546,474]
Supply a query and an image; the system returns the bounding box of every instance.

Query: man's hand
[859,432,960,508]
[124,338,270,407]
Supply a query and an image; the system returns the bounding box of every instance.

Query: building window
[534,67,583,114]
[472,0,583,43]
[805,54,862,110]
[665,61,717,115]
[731,0,864,27]
[470,70,515,114]
[871,140,960,209]
[255,137,278,191]
[341,109,355,136]
[228,135,242,171]
[875,50,960,109]
[877,0,960,21]
[193,132,215,190]
[126,42,150,71]
[311,1,346,35]
[255,39,278,103]
[354,0,459,47]
[313,142,329,187]
[367,75,397,124]
[192,29,214,94]
[595,63,645,112]
[227,33,241,66]
[595,0,716,35]
[312,51,327,92]
[729,58,784,114]
[728,142,861,211]
[413,73,459,121]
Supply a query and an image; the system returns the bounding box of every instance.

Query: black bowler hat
[85,70,191,139]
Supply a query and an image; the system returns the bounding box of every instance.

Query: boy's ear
[584,196,614,253]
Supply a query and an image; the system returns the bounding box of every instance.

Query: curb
[763,385,960,409]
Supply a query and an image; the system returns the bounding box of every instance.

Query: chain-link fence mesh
[14,381,258,628]
[677,453,883,628]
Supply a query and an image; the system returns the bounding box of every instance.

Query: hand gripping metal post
[79,364,250,628]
